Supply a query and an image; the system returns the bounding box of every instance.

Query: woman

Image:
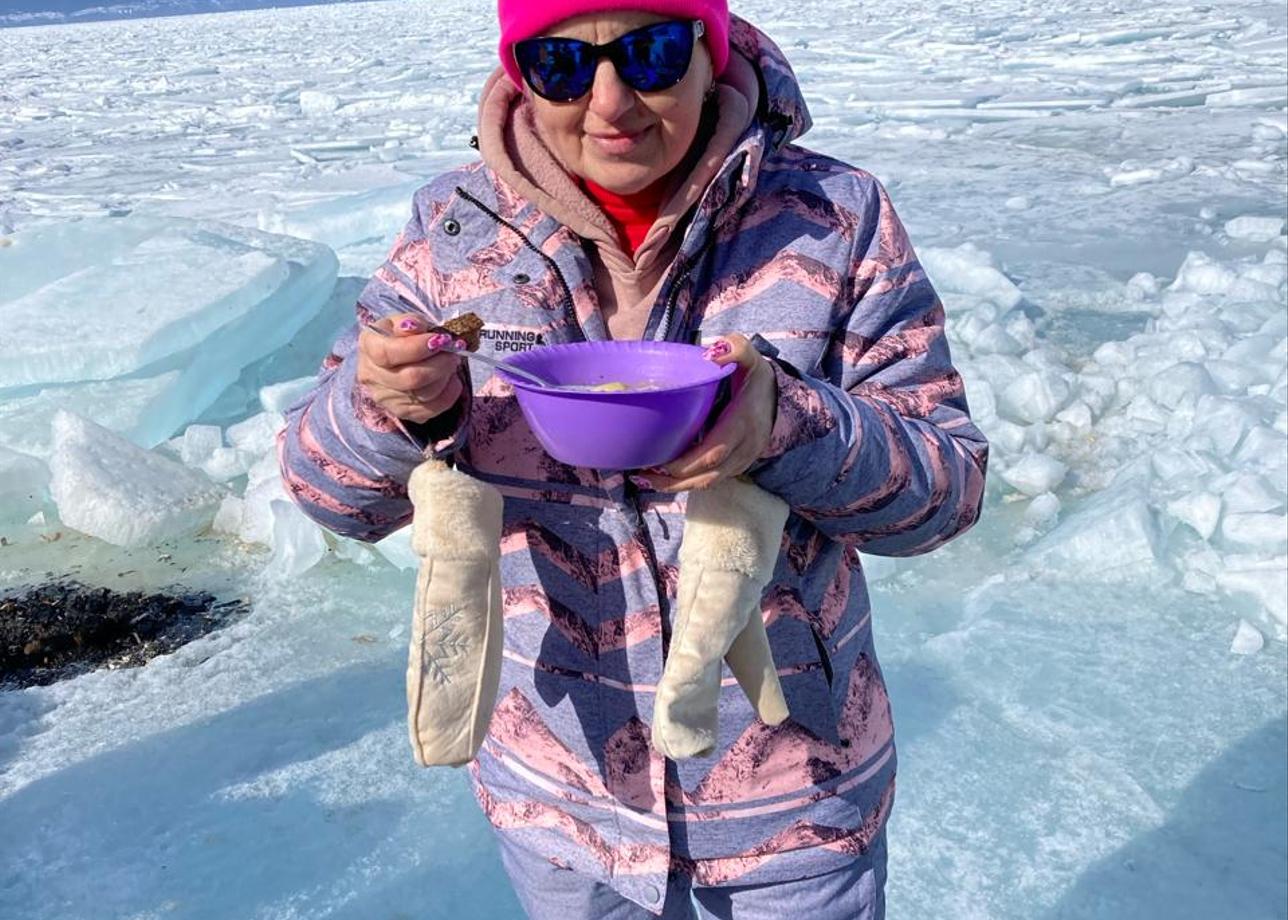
[279,1,988,916]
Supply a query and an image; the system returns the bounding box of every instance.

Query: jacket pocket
[810,624,835,688]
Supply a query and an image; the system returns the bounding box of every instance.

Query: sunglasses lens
[515,38,595,102]
[616,22,695,92]
[515,22,697,102]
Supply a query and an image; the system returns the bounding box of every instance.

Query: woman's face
[523,11,713,195]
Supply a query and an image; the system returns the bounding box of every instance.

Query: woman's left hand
[636,334,777,493]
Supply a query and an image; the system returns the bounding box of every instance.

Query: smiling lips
[588,124,652,155]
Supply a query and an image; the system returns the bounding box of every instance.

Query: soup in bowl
[495,340,735,470]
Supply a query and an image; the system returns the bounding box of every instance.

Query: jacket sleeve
[276,195,471,543]
[749,175,988,557]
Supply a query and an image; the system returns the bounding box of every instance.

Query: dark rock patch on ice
[0,582,246,688]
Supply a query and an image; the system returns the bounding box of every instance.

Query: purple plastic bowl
[497,341,736,469]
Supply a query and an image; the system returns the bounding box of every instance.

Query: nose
[586,57,635,124]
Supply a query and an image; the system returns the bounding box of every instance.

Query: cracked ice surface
[0,1,1285,918]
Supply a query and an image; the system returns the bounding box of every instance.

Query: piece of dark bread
[430,312,484,352]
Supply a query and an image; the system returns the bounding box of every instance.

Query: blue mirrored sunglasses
[514,20,704,103]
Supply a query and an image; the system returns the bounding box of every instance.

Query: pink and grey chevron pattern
[279,15,987,913]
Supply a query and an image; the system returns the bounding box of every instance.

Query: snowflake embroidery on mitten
[420,603,468,686]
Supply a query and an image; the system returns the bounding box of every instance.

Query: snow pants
[495,830,887,920]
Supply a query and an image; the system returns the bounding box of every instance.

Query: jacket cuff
[757,359,838,463]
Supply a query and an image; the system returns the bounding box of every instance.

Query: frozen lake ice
[0,0,1285,917]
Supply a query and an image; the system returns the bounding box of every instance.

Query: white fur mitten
[652,477,791,759]
[405,459,505,767]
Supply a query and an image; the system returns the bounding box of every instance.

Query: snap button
[513,272,531,285]
[442,218,461,236]
[645,884,662,904]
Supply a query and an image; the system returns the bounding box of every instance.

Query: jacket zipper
[455,185,675,633]
[623,477,672,647]
[654,152,746,341]
[655,233,716,342]
[810,625,835,687]
[453,186,578,333]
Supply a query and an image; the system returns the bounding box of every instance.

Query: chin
[585,161,666,194]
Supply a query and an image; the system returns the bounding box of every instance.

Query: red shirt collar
[580,177,666,256]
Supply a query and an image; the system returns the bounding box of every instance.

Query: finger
[389,352,461,393]
[703,333,760,375]
[361,351,460,394]
[375,312,431,336]
[662,437,733,481]
[643,422,743,491]
[655,364,760,480]
[361,322,452,370]
[659,334,765,473]
[366,373,462,424]
[392,400,434,424]
[360,327,426,370]
[361,382,432,423]
[647,469,721,493]
[647,418,764,491]
[410,372,464,416]
[649,443,754,492]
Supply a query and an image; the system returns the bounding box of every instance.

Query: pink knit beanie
[498,0,730,90]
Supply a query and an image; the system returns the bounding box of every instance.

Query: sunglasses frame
[514,19,705,103]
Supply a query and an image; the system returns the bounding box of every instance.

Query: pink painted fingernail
[702,339,732,361]
[426,332,451,350]
[453,337,468,350]
[630,476,652,491]
[398,317,422,332]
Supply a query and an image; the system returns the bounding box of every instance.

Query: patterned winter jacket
[279,17,987,914]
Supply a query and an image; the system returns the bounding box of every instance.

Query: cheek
[531,102,586,159]
[656,96,705,156]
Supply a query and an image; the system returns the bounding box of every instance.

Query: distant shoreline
[0,0,397,30]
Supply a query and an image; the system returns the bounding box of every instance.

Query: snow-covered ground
[0,0,391,29]
[1,1,1286,917]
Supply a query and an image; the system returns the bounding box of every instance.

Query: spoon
[360,320,570,391]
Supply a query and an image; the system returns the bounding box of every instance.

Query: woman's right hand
[357,313,466,424]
